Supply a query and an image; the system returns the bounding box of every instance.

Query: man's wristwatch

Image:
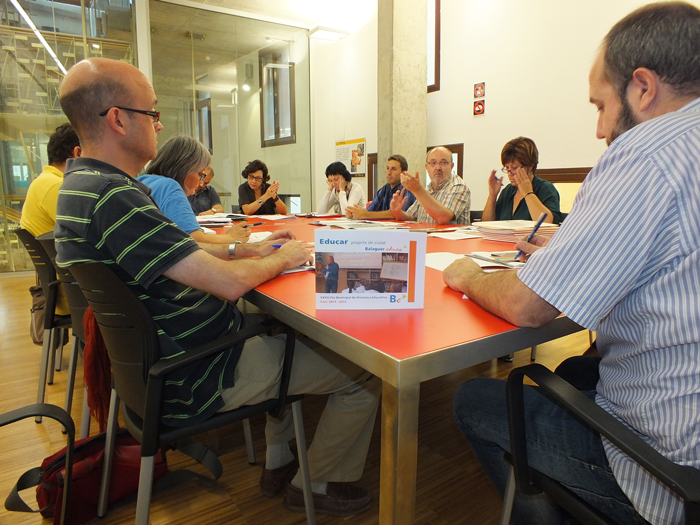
[257,199,263,204]
[228,241,241,259]
[273,195,279,202]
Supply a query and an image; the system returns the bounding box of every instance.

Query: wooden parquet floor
[0,272,590,524]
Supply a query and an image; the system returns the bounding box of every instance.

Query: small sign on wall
[474,82,485,98]
[473,100,485,115]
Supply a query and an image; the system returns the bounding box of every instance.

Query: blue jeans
[453,374,649,525]
[325,279,338,293]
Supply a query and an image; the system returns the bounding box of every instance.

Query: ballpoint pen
[243,222,265,228]
[494,171,503,186]
[513,212,548,261]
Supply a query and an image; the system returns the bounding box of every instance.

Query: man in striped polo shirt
[55,58,380,516]
[445,3,700,524]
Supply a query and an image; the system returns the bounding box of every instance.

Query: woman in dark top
[238,159,288,215]
[482,136,562,224]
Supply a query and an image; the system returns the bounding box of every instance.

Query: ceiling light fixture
[308,26,348,41]
[9,0,67,74]
[242,63,253,92]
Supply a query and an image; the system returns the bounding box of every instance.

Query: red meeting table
[231,217,583,524]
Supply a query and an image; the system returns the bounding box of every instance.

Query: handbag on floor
[5,428,221,525]
[29,284,69,348]
[29,284,45,345]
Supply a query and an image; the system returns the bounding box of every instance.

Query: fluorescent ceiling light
[308,27,348,41]
[184,83,235,93]
[9,0,67,74]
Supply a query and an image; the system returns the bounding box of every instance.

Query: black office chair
[2,403,75,525]
[500,363,700,525]
[15,228,71,423]
[37,232,92,438]
[69,262,315,525]
[470,209,483,223]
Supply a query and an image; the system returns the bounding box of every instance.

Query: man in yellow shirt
[21,123,80,237]
[21,123,80,315]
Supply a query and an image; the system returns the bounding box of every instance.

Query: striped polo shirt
[519,97,700,524]
[55,158,243,427]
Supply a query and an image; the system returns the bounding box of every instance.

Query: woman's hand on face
[487,169,502,197]
[326,178,334,191]
[515,167,534,196]
[338,177,347,192]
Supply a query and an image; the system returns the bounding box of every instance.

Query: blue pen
[244,222,265,228]
[494,171,503,186]
[272,244,282,248]
[513,212,548,261]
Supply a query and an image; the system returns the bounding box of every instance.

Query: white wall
[429,0,700,210]
[310,11,378,211]
[310,0,700,213]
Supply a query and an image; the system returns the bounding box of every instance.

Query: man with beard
[389,146,470,225]
[445,2,700,524]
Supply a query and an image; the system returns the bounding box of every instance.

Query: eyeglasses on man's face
[427,160,451,168]
[501,165,524,174]
[198,171,208,182]
[247,174,263,182]
[99,106,161,123]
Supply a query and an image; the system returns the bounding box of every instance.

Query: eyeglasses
[198,171,208,182]
[247,175,263,182]
[501,165,524,174]
[99,106,161,122]
[427,160,451,168]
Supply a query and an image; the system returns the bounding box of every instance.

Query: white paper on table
[201,226,216,234]
[429,230,482,240]
[247,214,296,219]
[425,252,465,271]
[248,231,272,242]
[281,264,315,275]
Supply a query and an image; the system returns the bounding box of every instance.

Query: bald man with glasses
[390,146,471,225]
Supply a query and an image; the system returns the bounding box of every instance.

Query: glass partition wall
[149,1,311,216]
[0,0,311,273]
[0,0,135,272]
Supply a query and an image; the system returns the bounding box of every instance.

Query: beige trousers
[218,332,381,483]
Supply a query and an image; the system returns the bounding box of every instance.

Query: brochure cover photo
[315,229,427,310]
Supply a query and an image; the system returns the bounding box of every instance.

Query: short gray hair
[145,135,211,189]
[604,2,700,100]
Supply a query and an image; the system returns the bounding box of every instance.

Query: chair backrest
[36,232,89,342]
[470,210,483,222]
[69,262,159,419]
[14,228,56,288]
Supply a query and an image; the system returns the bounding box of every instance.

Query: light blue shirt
[136,175,202,234]
[519,97,700,525]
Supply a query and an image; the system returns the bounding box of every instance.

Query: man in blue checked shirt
[345,154,415,219]
[445,2,700,524]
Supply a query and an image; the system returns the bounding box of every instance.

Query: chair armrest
[147,318,284,378]
[507,364,700,503]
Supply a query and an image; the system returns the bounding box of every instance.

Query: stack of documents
[475,220,558,243]
[196,214,233,227]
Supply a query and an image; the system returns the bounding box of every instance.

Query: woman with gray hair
[137,134,250,244]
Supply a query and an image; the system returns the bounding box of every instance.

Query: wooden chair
[69,262,316,525]
[500,363,700,524]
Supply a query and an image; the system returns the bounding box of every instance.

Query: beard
[608,96,639,145]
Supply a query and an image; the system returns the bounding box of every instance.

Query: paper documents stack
[475,220,558,243]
